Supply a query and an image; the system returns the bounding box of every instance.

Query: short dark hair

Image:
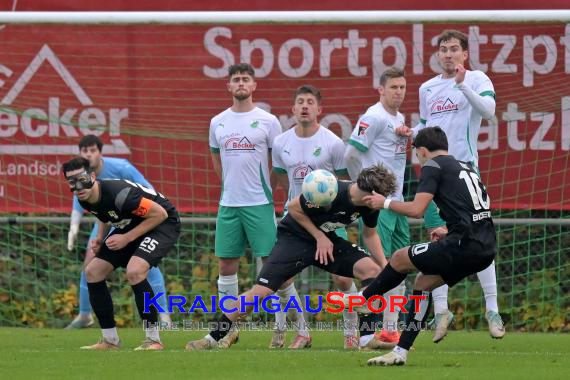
[294,85,322,104]
[413,127,449,152]
[78,135,103,152]
[357,164,398,196]
[437,29,468,51]
[379,67,405,87]
[228,63,255,78]
[62,157,91,178]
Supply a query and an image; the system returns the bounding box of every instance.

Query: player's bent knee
[125,268,147,284]
[85,263,107,283]
[390,248,414,272]
[218,258,240,276]
[353,258,380,280]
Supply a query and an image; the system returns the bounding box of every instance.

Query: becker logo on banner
[0,44,130,155]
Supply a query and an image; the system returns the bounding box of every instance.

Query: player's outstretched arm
[363,191,433,219]
[288,196,334,265]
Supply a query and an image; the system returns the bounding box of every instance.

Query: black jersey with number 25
[78,179,178,232]
[417,155,494,242]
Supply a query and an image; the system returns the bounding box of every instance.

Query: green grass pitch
[0,328,568,379]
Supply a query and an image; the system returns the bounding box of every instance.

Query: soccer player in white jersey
[209,63,282,348]
[271,85,359,349]
[344,67,410,350]
[396,30,505,340]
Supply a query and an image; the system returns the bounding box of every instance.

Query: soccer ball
[302,169,338,207]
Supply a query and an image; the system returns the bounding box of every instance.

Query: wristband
[383,199,392,210]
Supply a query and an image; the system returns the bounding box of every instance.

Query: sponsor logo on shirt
[111,219,132,229]
[250,120,259,128]
[430,97,459,115]
[320,221,346,232]
[293,164,312,183]
[224,136,256,152]
[313,146,322,157]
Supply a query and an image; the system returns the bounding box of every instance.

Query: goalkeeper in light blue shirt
[65,135,170,328]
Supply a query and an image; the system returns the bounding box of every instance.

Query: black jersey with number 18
[417,155,495,245]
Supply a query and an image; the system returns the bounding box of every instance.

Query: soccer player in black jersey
[62,157,181,351]
[348,127,496,366]
[185,165,398,350]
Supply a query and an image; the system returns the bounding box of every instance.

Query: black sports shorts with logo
[96,221,181,268]
[408,230,495,287]
[256,228,370,292]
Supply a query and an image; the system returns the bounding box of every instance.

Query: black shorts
[96,221,181,269]
[408,236,495,287]
[256,230,370,292]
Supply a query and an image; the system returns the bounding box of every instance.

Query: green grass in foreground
[0,328,568,380]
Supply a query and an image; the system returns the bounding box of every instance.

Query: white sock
[359,334,374,347]
[477,262,499,313]
[278,283,309,337]
[274,297,288,331]
[102,328,119,345]
[393,345,408,358]
[218,274,238,309]
[341,282,358,337]
[205,334,217,343]
[432,284,449,314]
[383,281,406,331]
[145,326,160,342]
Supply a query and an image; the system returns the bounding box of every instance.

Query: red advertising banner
[0,22,569,212]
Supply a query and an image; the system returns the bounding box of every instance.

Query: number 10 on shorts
[411,243,429,256]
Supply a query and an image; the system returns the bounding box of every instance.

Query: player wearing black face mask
[66,170,95,192]
[61,156,180,351]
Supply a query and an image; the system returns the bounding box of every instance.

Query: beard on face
[233,91,251,101]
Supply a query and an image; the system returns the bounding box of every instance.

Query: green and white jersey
[417,70,495,164]
[272,126,348,202]
[209,107,282,207]
[348,102,407,201]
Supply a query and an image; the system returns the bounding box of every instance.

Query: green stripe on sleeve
[419,118,427,124]
[348,139,368,153]
[479,90,496,99]
[210,147,220,153]
[272,167,287,174]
